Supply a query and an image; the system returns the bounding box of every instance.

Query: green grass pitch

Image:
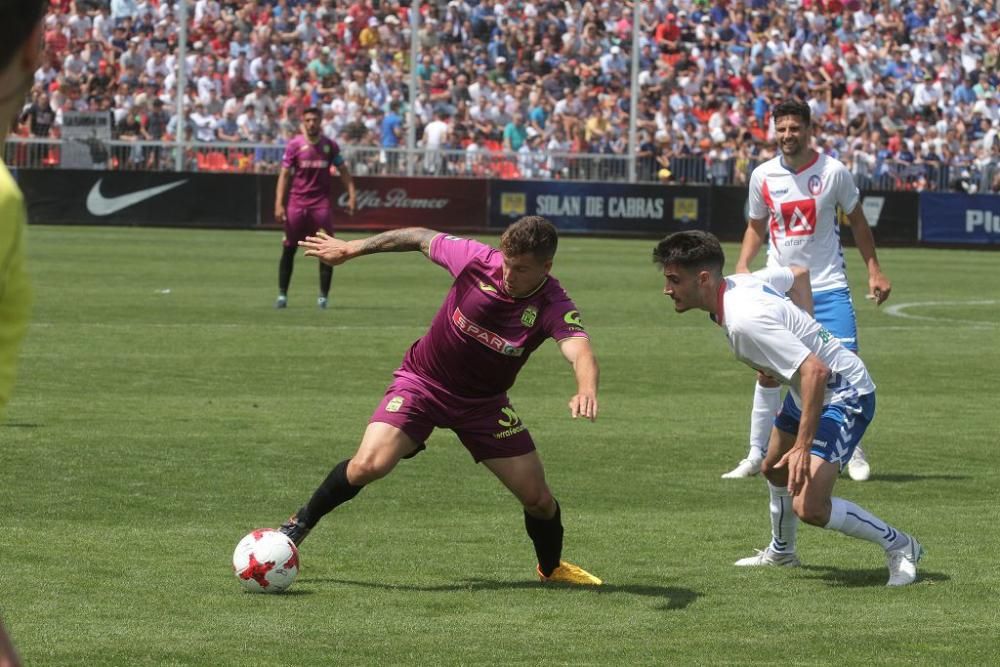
[1,225,998,665]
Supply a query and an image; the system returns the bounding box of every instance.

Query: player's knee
[757,372,780,388]
[760,461,785,485]
[521,487,556,518]
[347,454,394,485]
[793,497,830,527]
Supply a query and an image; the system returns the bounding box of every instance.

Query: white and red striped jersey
[747,152,860,292]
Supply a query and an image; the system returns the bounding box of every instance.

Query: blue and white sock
[749,383,781,460]
[824,497,907,550]
[768,482,798,554]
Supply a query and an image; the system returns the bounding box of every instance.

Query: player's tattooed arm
[354,227,438,258]
[300,228,438,266]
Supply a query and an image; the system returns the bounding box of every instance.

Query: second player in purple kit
[276,216,604,585]
[274,106,356,309]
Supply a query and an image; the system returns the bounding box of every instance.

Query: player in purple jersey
[273,107,356,309]
[275,217,603,585]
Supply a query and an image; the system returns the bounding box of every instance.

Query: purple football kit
[370,235,588,462]
[280,135,345,248]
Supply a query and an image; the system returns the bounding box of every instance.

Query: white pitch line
[883,300,1000,328]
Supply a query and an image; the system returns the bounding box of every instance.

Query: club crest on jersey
[808,174,823,196]
[777,199,817,237]
[520,306,538,327]
[323,144,331,154]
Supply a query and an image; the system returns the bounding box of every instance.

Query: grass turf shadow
[304,577,700,610]
[865,473,972,483]
[798,565,950,588]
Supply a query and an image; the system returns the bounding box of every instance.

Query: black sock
[525,501,563,576]
[297,459,364,529]
[319,263,333,298]
[279,245,296,293]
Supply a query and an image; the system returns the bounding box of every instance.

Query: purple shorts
[284,203,333,248]
[370,371,536,463]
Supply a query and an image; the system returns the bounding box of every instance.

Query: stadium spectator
[279,217,603,586]
[19,92,55,137]
[8,0,997,189]
[421,108,450,174]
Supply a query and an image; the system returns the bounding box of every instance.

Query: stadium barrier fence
[8,136,992,193]
[13,167,958,246]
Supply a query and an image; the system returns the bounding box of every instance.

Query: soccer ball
[232,529,300,593]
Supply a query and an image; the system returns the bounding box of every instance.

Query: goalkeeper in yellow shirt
[1,2,48,665]
[0,0,45,420]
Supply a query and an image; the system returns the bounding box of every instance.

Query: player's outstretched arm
[558,337,599,421]
[846,205,891,305]
[0,618,21,667]
[774,354,829,496]
[734,216,768,273]
[786,265,815,316]
[300,228,439,266]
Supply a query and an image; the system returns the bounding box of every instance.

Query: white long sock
[767,482,798,554]
[749,383,781,459]
[824,497,907,550]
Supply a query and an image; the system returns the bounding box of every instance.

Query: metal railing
[4,136,995,191]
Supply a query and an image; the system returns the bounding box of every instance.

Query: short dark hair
[500,216,559,261]
[652,230,725,274]
[0,0,47,71]
[772,99,811,126]
[302,106,322,117]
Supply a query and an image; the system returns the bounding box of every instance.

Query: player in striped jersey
[654,230,921,586]
[725,99,892,482]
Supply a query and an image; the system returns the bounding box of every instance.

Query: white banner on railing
[61,111,112,169]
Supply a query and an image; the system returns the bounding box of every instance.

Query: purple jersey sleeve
[429,234,495,278]
[539,294,588,342]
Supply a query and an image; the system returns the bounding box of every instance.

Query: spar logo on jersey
[775,198,817,237]
[452,307,524,356]
[808,174,823,196]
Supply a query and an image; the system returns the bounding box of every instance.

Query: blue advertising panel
[489,180,708,235]
[920,193,1000,245]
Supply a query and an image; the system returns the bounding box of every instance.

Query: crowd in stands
[11,0,1000,190]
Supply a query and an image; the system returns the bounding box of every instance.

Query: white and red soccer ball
[232,529,299,593]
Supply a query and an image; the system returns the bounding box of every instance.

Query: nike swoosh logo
[479,281,497,293]
[86,178,188,216]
